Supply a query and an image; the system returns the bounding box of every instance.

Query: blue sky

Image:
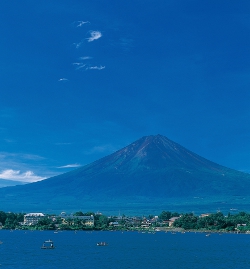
[0,0,250,182]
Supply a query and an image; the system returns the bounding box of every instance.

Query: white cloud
[74,30,101,48]
[86,31,102,42]
[0,169,46,183]
[77,21,90,27]
[57,163,81,169]
[58,78,68,82]
[87,65,105,70]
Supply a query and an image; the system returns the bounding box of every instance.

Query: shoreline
[1,227,249,235]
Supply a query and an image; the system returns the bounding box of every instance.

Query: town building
[60,213,94,227]
[24,213,45,225]
[200,213,211,218]
[168,217,180,226]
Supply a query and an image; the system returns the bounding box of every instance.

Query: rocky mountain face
[0,135,250,214]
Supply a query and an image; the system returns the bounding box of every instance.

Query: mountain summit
[1,135,250,214]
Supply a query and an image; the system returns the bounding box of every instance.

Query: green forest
[172,212,250,232]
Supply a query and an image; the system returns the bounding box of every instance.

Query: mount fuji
[1,135,250,214]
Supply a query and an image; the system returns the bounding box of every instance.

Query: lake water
[0,230,250,268]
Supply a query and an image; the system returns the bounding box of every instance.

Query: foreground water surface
[0,230,250,268]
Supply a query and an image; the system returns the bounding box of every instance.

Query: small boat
[205,233,210,237]
[41,239,55,249]
[97,242,108,246]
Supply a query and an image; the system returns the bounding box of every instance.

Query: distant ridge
[0,134,250,214]
[0,179,26,188]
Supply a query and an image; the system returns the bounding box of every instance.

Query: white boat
[97,242,108,246]
[41,239,55,249]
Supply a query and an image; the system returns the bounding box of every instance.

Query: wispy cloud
[73,30,102,48]
[20,154,45,161]
[72,63,86,70]
[87,65,105,70]
[119,37,134,51]
[73,41,83,49]
[77,21,90,27]
[57,163,81,169]
[0,169,46,183]
[86,31,102,42]
[109,37,134,52]
[73,62,105,71]
[58,78,68,82]
[73,56,94,70]
[85,144,116,155]
[0,152,45,161]
[4,139,16,143]
[80,56,92,60]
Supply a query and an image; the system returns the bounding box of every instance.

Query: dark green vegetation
[0,135,250,214]
[173,212,250,232]
[0,211,25,229]
[1,210,250,233]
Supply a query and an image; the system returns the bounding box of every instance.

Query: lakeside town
[1,210,250,233]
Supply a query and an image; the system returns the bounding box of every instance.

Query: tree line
[1,210,250,232]
[172,211,250,232]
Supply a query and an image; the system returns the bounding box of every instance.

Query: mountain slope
[0,135,250,214]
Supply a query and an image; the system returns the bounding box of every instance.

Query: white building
[24,213,45,225]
